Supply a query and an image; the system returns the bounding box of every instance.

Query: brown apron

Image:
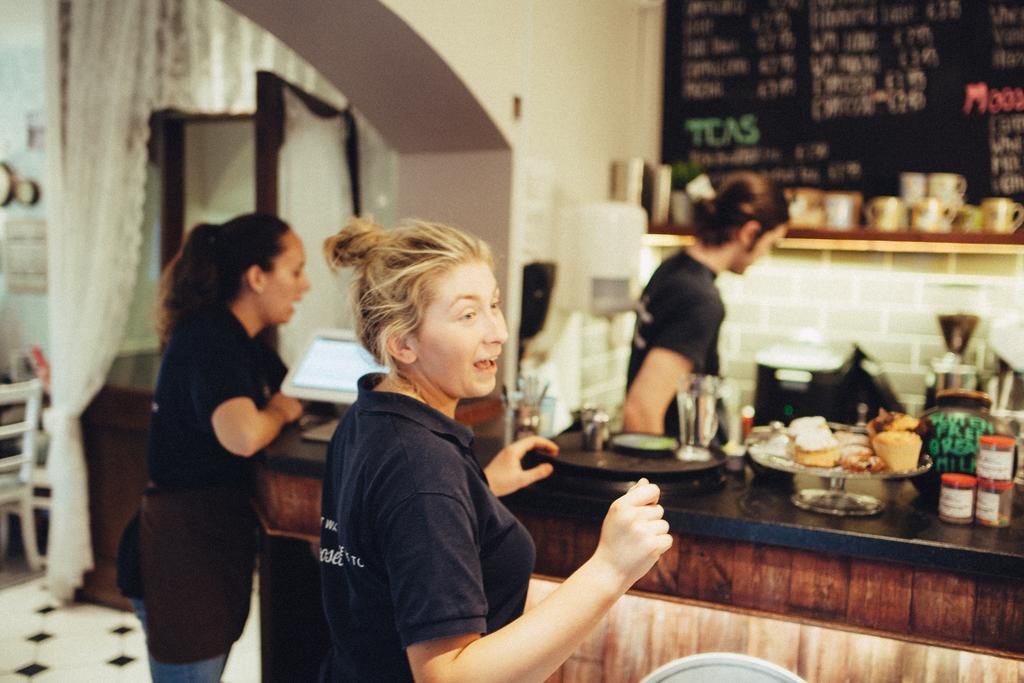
[139,485,257,663]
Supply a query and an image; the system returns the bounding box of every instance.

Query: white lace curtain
[44,0,346,602]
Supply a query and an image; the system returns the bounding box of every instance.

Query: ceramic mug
[927,173,967,209]
[824,191,862,230]
[911,197,957,232]
[900,172,928,206]
[787,187,826,228]
[865,196,907,231]
[981,197,1024,233]
[956,204,983,233]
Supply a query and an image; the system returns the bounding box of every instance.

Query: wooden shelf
[646,225,1024,254]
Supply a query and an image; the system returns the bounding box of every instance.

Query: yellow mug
[911,197,957,232]
[956,205,982,233]
[865,196,907,231]
[786,187,825,228]
[980,197,1024,234]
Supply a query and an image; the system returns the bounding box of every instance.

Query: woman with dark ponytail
[623,171,788,436]
[118,213,310,681]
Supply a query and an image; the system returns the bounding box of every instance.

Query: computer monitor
[281,329,388,404]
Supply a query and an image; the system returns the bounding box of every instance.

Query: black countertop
[264,423,1024,580]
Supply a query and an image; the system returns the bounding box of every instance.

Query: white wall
[383,0,664,214]
[184,120,256,229]
[379,1,525,147]
[381,1,665,403]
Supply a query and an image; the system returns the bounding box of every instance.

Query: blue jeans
[130,598,229,683]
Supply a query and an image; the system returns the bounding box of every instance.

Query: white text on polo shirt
[320,544,365,568]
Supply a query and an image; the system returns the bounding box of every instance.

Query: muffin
[793,428,840,468]
[867,408,919,438]
[871,430,922,472]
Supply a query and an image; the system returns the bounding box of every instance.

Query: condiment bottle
[938,473,976,525]
[975,478,1014,527]
[976,434,1016,481]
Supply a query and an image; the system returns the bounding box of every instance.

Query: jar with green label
[914,389,1011,501]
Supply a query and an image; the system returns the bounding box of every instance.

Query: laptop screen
[281,330,388,404]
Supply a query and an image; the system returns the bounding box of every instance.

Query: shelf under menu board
[662,1,1024,206]
[646,224,1024,253]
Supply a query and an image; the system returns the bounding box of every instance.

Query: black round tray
[529,431,726,481]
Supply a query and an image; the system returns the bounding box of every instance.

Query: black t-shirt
[319,375,535,682]
[147,309,286,490]
[626,250,724,437]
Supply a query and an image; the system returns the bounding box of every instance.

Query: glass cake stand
[747,434,933,517]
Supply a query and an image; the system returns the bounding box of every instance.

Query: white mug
[912,197,957,232]
[824,191,862,230]
[900,172,928,206]
[927,173,967,209]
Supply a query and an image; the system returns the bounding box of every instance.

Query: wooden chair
[0,379,44,570]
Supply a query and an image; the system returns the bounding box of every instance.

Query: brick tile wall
[573,247,1024,420]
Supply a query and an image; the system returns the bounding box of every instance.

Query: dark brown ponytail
[157,213,290,343]
[693,172,788,246]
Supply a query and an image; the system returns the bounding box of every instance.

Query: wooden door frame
[150,110,255,267]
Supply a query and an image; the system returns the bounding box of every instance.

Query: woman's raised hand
[484,435,558,497]
[592,478,673,591]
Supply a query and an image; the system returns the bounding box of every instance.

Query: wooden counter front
[513,508,1024,661]
[256,426,1024,682]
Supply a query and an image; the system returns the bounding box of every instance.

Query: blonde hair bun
[324,217,386,269]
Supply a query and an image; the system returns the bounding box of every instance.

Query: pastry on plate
[834,431,870,448]
[839,444,884,472]
[788,415,828,436]
[792,428,840,468]
[871,430,922,472]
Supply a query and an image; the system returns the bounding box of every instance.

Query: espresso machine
[924,313,980,409]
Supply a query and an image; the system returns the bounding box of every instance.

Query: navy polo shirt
[626,250,724,437]
[319,375,536,682]
[147,309,286,490]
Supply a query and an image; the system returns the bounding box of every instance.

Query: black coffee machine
[754,343,903,425]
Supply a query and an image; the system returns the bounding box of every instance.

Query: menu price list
[662,0,1024,205]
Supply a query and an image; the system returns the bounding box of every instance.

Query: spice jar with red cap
[976,478,1014,527]
[976,434,1017,482]
[938,473,977,525]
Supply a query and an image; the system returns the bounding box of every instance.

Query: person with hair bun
[319,217,673,682]
[117,213,309,681]
[623,171,788,436]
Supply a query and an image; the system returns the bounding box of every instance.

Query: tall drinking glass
[676,373,720,461]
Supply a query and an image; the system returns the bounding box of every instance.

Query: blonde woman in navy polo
[318,218,673,682]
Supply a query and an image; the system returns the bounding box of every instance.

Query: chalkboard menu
[662,0,1024,205]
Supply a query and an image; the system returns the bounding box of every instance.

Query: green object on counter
[610,433,679,454]
[915,389,1012,500]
